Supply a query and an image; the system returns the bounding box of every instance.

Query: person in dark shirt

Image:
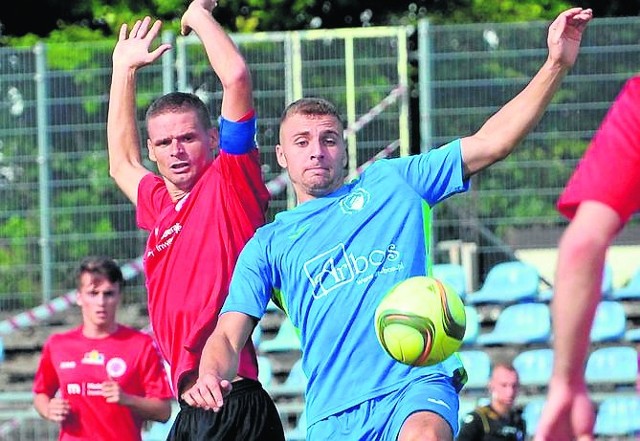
[457,362,526,441]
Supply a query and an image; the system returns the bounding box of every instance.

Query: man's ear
[75,291,82,307]
[147,140,157,162]
[276,144,287,168]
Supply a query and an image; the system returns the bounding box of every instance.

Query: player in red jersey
[33,256,173,441]
[106,1,283,439]
[535,77,640,440]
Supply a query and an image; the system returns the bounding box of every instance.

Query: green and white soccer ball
[374,276,466,366]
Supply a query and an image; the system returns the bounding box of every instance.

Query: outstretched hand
[112,17,172,72]
[534,377,595,441]
[181,372,233,411]
[547,8,593,69]
[181,0,219,36]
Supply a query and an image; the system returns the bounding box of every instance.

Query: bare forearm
[200,332,241,380]
[106,65,143,198]
[121,395,172,422]
[184,6,248,88]
[33,393,51,419]
[183,3,252,118]
[478,60,568,158]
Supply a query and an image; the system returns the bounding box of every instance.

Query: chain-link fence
[0,16,638,311]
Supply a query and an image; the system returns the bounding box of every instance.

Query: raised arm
[181,312,256,410]
[460,8,592,179]
[107,17,171,204]
[181,0,253,121]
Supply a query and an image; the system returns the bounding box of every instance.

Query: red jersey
[136,139,269,394]
[558,76,640,223]
[33,325,173,441]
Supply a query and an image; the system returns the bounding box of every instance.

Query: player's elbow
[220,61,252,92]
[156,400,173,423]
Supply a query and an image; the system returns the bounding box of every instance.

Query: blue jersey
[223,139,469,426]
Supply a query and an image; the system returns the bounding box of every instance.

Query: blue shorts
[307,375,459,441]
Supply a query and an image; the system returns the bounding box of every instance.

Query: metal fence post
[34,42,51,303]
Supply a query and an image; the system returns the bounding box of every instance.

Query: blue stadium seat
[458,398,477,425]
[462,305,479,346]
[585,346,638,386]
[512,348,553,387]
[458,350,491,390]
[432,263,467,298]
[259,317,302,353]
[476,303,551,346]
[252,323,262,347]
[257,355,274,388]
[590,301,626,343]
[466,261,540,305]
[612,268,640,300]
[142,402,180,441]
[522,398,546,437]
[600,262,614,298]
[286,410,307,441]
[594,395,640,436]
[266,299,281,312]
[537,288,553,303]
[269,358,307,397]
[624,327,640,342]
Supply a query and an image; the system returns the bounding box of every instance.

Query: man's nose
[309,141,324,160]
[171,139,185,155]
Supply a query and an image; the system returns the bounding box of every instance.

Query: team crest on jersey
[81,350,105,365]
[339,188,370,214]
[106,357,127,378]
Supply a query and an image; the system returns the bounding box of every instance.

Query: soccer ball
[374,276,466,366]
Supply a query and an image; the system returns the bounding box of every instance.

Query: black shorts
[167,379,285,441]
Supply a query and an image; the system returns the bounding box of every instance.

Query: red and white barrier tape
[0,257,144,336]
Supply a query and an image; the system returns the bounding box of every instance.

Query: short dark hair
[280,97,345,129]
[76,256,124,290]
[146,92,213,130]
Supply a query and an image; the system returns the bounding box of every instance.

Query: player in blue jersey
[182,8,592,440]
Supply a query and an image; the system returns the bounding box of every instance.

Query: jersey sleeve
[32,339,59,397]
[222,234,273,319]
[136,336,174,400]
[387,139,470,206]
[136,173,172,231]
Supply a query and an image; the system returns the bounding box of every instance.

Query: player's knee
[399,412,453,441]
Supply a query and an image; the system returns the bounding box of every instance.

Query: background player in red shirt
[535,77,640,440]
[106,0,283,439]
[33,256,173,441]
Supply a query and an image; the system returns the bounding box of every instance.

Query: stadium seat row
[462,300,640,347]
[459,345,639,391]
[434,260,640,304]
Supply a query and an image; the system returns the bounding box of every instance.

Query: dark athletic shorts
[167,379,285,441]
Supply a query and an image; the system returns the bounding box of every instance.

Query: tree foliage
[2,0,640,42]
